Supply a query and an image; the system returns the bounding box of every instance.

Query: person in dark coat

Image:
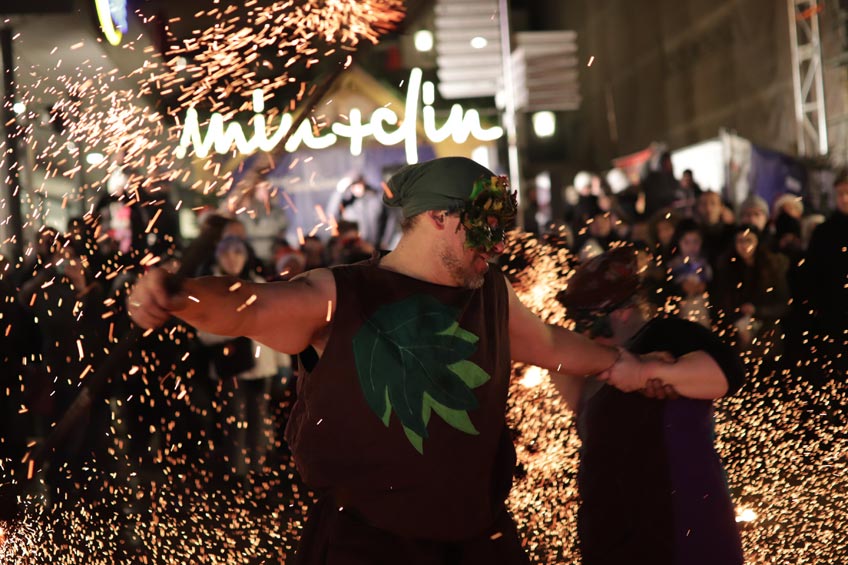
[694,191,735,271]
[19,239,109,506]
[642,152,681,218]
[711,225,790,351]
[791,173,848,377]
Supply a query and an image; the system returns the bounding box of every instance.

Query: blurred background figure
[327,220,375,266]
[198,217,268,280]
[680,169,702,196]
[334,175,385,248]
[648,210,680,266]
[642,152,680,217]
[712,225,789,352]
[694,191,736,272]
[669,219,713,328]
[566,171,602,232]
[271,235,306,281]
[301,235,328,271]
[791,172,848,377]
[196,236,278,484]
[131,180,183,261]
[19,235,109,508]
[0,254,34,481]
[575,211,616,259]
[770,193,805,264]
[737,195,771,247]
[16,225,60,286]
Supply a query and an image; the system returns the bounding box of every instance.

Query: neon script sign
[94,0,129,46]
[175,68,504,164]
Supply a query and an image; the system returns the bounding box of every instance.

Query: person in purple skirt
[557,245,746,565]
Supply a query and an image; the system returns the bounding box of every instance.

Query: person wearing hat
[128,157,656,564]
[738,194,773,249]
[556,245,745,565]
[738,194,769,229]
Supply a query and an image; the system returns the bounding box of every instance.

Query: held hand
[638,352,680,399]
[642,378,680,400]
[598,347,647,393]
[127,268,182,329]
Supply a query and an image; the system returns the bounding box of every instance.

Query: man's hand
[599,349,684,397]
[642,378,680,399]
[127,268,183,330]
[598,348,647,392]
[638,351,679,399]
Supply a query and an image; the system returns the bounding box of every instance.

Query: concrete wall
[556,0,848,168]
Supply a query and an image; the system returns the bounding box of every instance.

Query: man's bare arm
[549,374,585,412]
[507,282,620,376]
[128,267,335,354]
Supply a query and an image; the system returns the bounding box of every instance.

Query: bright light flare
[736,508,757,523]
[414,30,433,52]
[470,36,488,49]
[520,366,546,388]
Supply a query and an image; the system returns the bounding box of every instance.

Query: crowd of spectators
[540,156,848,379]
[0,178,390,510]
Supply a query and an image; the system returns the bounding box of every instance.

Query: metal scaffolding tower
[787,0,829,156]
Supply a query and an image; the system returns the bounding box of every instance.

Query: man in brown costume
[129,157,660,564]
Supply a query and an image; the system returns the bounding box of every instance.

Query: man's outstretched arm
[506,283,645,390]
[128,267,335,354]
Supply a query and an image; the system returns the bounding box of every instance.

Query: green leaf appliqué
[353,295,491,453]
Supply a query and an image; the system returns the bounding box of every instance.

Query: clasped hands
[598,348,679,400]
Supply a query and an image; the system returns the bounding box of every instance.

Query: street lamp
[414,30,434,52]
[532,111,556,138]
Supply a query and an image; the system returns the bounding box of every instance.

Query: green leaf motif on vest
[352,295,491,454]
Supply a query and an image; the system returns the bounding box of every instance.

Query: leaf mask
[457,175,518,253]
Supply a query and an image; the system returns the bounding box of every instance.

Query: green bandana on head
[385,157,518,252]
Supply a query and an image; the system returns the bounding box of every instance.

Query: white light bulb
[532,111,556,138]
[85,152,106,165]
[414,30,434,52]
[470,36,488,49]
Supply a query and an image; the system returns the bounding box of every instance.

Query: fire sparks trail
[0,1,403,562]
[1,240,846,564]
[0,2,845,563]
[3,0,405,247]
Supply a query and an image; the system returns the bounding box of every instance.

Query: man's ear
[426,210,448,230]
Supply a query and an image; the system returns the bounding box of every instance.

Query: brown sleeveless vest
[285,261,514,541]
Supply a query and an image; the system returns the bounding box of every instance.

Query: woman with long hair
[712,224,790,350]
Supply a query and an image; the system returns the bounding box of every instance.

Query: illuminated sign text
[175,68,504,165]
